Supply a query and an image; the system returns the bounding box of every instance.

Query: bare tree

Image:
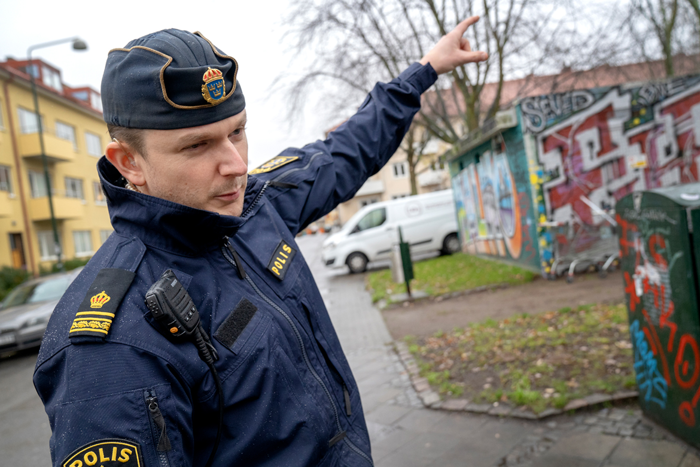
[281,0,593,134]
[279,0,604,191]
[629,0,680,77]
[401,125,433,195]
[689,0,700,22]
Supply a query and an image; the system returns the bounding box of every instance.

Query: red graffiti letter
[675,334,700,390]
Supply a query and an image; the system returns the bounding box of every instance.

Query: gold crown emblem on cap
[201,67,226,106]
[90,291,111,309]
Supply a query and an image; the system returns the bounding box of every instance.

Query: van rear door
[396,198,435,253]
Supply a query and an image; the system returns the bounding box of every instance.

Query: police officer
[34,20,486,467]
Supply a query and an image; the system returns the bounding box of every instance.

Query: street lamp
[27,37,87,272]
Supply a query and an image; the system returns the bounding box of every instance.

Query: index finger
[453,15,480,36]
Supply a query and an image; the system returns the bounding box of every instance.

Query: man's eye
[185,142,205,150]
[230,127,246,137]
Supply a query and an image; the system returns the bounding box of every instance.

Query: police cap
[101,29,245,130]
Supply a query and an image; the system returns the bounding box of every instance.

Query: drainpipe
[3,74,38,276]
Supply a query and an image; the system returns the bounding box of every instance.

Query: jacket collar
[98,157,263,256]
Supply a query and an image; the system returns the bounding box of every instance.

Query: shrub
[0,266,31,301]
[40,257,91,276]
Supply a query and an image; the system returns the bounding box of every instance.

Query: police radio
[145,269,218,363]
[145,269,222,467]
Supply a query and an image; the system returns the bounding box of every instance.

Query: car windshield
[1,276,73,310]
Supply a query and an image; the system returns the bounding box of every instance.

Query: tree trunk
[405,129,419,195]
[689,0,700,23]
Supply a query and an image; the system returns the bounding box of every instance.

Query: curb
[393,341,639,419]
[377,282,513,310]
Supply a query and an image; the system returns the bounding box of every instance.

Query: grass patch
[366,253,536,303]
[409,303,634,414]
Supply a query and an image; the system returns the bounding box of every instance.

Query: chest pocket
[213,298,272,383]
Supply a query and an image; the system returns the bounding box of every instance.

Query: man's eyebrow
[176,132,214,147]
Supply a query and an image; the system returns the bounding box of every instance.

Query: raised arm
[254,17,487,234]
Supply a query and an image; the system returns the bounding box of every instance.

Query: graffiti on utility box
[617,205,700,443]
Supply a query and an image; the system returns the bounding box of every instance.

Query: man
[34,20,486,467]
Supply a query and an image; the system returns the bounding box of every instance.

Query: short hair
[107,124,147,158]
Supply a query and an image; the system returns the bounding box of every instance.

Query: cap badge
[201,67,226,105]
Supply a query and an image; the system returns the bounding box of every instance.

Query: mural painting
[527,76,700,274]
[451,130,540,271]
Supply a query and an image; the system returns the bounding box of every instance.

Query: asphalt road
[0,348,51,466]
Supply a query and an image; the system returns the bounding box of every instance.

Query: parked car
[322,189,459,273]
[0,268,82,354]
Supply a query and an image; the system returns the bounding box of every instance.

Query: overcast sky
[0,0,333,169]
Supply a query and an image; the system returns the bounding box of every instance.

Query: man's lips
[214,190,240,201]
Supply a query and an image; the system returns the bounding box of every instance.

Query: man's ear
[105,140,146,187]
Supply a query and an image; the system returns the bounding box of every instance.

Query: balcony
[0,192,13,217]
[356,179,385,197]
[18,132,76,163]
[418,170,448,188]
[28,196,84,221]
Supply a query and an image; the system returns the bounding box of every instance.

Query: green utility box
[617,185,700,448]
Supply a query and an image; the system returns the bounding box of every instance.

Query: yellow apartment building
[0,58,111,275]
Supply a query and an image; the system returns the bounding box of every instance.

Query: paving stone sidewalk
[297,235,700,467]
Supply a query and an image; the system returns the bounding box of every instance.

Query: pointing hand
[419,16,488,75]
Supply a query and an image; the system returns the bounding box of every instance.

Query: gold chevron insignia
[249,156,299,174]
[90,291,111,309]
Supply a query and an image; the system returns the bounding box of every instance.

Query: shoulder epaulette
[69,268,136,342]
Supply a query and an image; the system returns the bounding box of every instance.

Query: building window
[392,162,407,178]
[73,231,93,257]
[93,181,106,205]
[28,170,48,198]
[359,198,379,208]
[100,229,112,245]
[430,160,446,171]
[90,92,103,112]
[38,231,60,261]
[0,166,11,192]
[0,100,4,129]
[391,194,409,200]
[55,121,77,149]
[65,177,84,199]
[18,107,43,134]
[85,132,102,157]
[42,66,63,93]
[72,90,89,101]
[24,64,39,78]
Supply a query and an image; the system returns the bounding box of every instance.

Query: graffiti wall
[451,126,540,271]
[616,194,700,447]
[524,75,700,273]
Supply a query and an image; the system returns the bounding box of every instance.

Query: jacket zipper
[241,151,322,219]
[271,152,323,183]
[240,180,270,219]
[221,242,372,465]
[144,389,171,467]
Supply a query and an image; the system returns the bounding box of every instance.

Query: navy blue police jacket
[33,62,437,467]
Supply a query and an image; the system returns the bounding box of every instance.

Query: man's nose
[219,141,247,176]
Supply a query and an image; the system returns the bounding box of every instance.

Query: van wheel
[346,252,368,274]
[441,233,460,255]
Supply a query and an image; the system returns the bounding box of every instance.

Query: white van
[321,190,459,273]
